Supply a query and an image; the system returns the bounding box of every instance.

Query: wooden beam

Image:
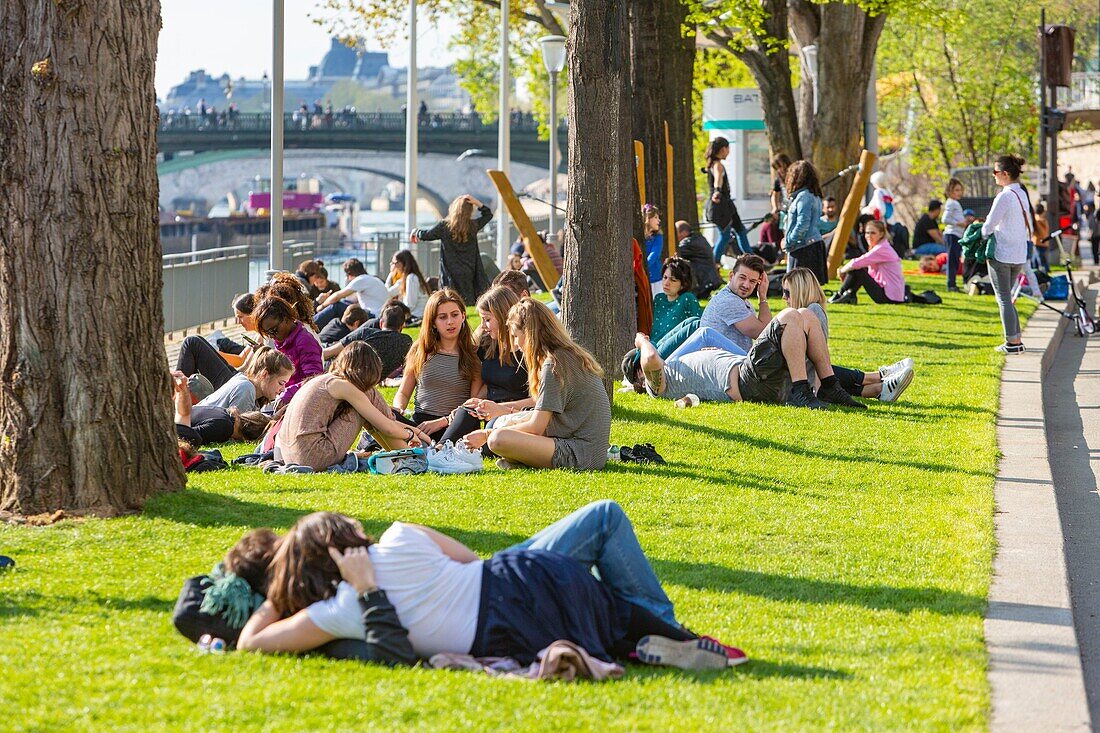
[827,150,878,280]
[486,169,561,297]
[634,140,646,211]
[665,121,676,258]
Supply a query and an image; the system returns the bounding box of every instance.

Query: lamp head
[539,35,567,74]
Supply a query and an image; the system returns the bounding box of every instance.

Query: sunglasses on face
[781,288,791,298]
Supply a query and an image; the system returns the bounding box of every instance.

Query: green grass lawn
[0,276,1034,731]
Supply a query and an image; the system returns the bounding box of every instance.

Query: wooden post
[827,149,878,280]
[487,169,561,298]
[634,140,646,211]
[665,121,675,257]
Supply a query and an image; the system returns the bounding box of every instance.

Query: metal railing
[157,111,547,134]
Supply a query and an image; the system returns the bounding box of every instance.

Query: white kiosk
[701,88,773,235]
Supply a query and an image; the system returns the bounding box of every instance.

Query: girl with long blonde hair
[464,298,611,470]
[410,194,493,305]
[394,289,483,442]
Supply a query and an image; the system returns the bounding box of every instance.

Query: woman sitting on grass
[237,507,746,670]
[253,295,324,406]
[830,220,906,305]
[394,289,483,443]
[463,298,611,470]
[781,268,914,402]
[438,285,532,445]
[385,249,432,319]
[198,347,294,412]
[172,372,273,447]
[651,257,702,344]
[275,342,432,471]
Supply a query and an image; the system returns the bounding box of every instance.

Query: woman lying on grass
[463,298,611,470]
[236,502,747,670]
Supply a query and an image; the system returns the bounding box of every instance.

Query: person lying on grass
[236,502,747,670]
[461,298,611,471]
[172,371,273,447]
[274,342,432,471]
[627,302,865,410]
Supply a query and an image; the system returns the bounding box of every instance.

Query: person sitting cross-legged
[628,306,865,410]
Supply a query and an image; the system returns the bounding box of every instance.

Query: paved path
[1045,285,1100,727]
[987,284,1094,731]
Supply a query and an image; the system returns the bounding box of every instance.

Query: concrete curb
[986,284,1092,731]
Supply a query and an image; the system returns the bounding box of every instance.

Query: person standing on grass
[782,160,828,283]
[462,298,611,471]
[411,194,493,305]
[703,137,750,262]
[942,180,967,291]
[982,155,1032,355]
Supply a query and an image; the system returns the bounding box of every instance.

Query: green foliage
[691,50,757,191]
[876,0,1046,180]
[0,279,1033,730]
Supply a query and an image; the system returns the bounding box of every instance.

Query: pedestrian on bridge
[411,194,493,306]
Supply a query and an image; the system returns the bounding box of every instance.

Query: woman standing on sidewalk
[982,155,1032,354]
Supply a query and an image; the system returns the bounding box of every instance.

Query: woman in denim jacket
[782,161,827,284]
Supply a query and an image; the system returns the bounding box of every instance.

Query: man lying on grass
[176,501,747,671]
[628,306,863,410]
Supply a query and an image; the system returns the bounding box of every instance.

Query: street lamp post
[269,0,285,276]
[405,0,419,245]
[539,35,566,242]
[496,0,511,269]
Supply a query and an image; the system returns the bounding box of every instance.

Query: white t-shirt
[346,274,390,315]
[305,522,483,658]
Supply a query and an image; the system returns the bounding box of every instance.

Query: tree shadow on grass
[653,559,985,617]
[1,590,175,619]
[602,463,826,498]
[614,405,990,477]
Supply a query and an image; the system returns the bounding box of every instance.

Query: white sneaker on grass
[427,442,482,474]
[879,366,915,403]
[878,357,914,380]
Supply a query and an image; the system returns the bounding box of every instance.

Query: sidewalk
[986,285,1094,731]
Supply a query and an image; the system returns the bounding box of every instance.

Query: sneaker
[946,286,961,293]
[786,382,828,410]
[877,357,914,380]
[697,635,749,667]
[817,380,866,409]
[634,635,730,671]
[828,290,857,305]
[454,440,486,471]
[427,442,482,474]
[995,342,1026,354]
[879,366,914,403]
[495,458,522,470]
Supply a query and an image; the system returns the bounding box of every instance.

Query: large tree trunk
[709,0,803,161]
[562,0,635,397]
[630,0,698,229]
[0,0,185,515]
[791,2,887,198]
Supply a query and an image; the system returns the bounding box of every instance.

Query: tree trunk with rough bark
[0,0,185,516]
[630,0,698,229]
[562,0,635,398]
[790,2,887,198]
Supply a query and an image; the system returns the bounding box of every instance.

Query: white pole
[864,56,878,205]
[496,0,511,268]
[269,0,285,275]
[548,69,558,240]
[405,0,419,244]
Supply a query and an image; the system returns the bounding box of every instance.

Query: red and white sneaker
[698,635,749,667]
[635,635,738,671]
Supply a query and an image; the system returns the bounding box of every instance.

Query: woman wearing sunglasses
[253,295,324,406]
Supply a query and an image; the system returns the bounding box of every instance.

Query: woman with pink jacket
[828,220,906,305]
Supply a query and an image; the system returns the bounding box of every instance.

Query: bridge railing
[158,111,546,135]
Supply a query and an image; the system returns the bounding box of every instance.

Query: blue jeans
[314,300,349,329]
[945,234,962,289]
[506,499,677,626]
[712,226,751,263]
[667,325,747,362]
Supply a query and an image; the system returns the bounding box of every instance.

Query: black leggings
[610,601,695,659]
[841,269,903,304]
[439,407,481,444]
[176,336,237,390]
